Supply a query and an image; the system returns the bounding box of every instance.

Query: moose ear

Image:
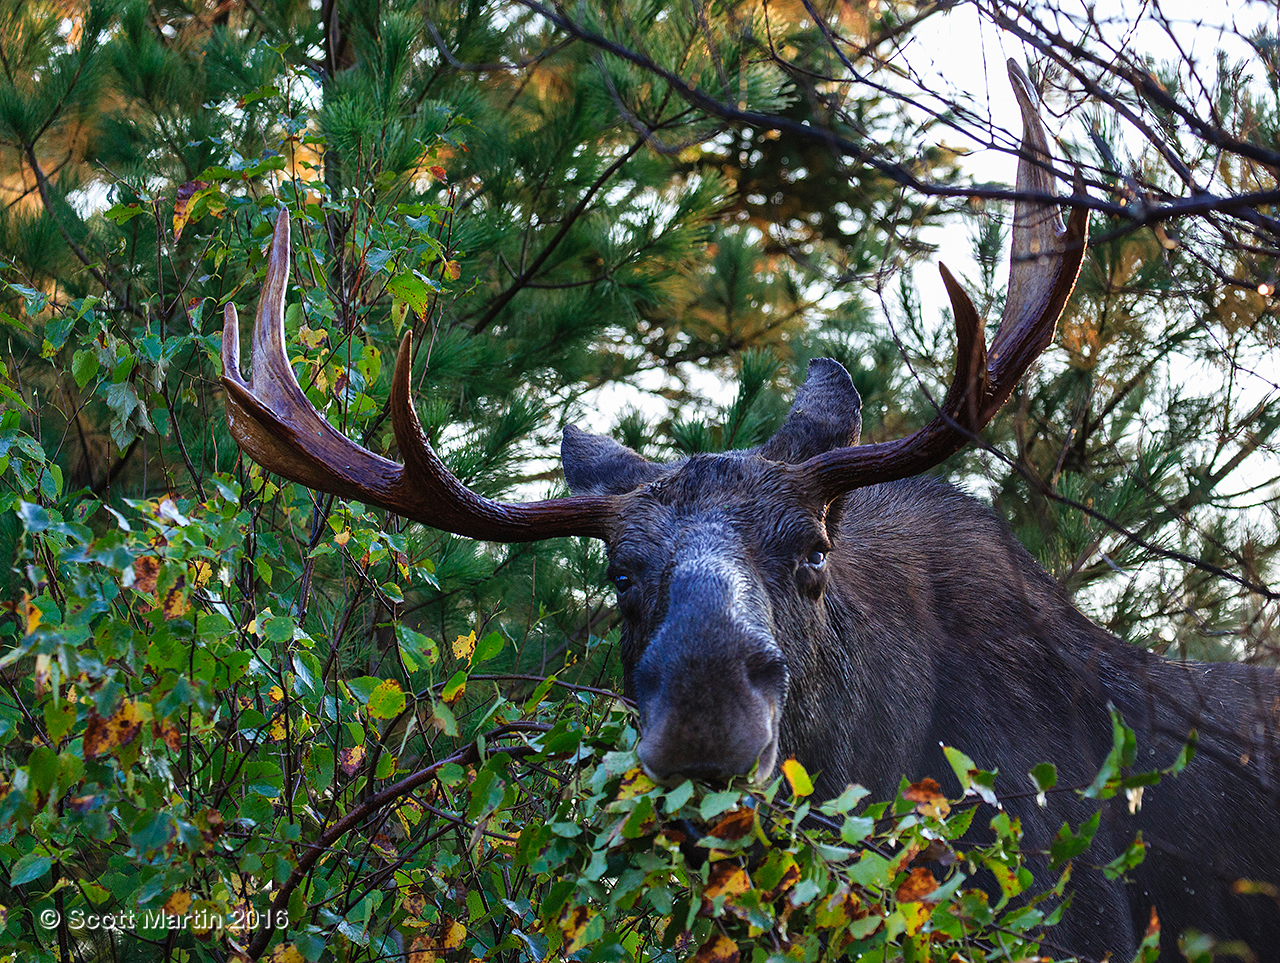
[562,425,666,496]
[760,358,862,464]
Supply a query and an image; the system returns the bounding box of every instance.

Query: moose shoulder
[562,360,1280,960]
[222,63,1279,960]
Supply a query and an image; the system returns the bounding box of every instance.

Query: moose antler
[221,215,617,542]
[802,60,1088,500]
[223,61,1084,532]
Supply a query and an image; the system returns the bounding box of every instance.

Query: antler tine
[802,60,1088,500]
[221,210,616,543]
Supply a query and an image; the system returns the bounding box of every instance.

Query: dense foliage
[0,0,1274,959]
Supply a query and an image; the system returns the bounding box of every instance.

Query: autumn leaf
[708,806,756,841]
[429,165,448,181]
[188,899,220,935]
[814,887,863,928]
[692,932,740,963]
[368,679,407,720]
[267,944,304,963]
[188,558,213,588]
[756,852,801,901]
[413,916,465,954]
[452,630,476,662]
[702,862,752,908]
[298,325,328,349]
[901,899,931,935]
[134,556,161,595]
[781,757,814,797]
[84,700,145,759]
[616,766,657,800]
[401,889,427,917]
[441,671,466,706]
[339,745,365,775]
[173,180,208,241]
[557,902,597,955]
[152,719,182,751]
[903,777,950,819]
[407,937,437,963]
[163,891,193,916]
[162,584,190,619]
[21,594,42,635]
[894,866,938,903]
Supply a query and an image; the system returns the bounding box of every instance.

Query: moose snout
[634,642,786,785]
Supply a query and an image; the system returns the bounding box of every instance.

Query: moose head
[222,63,1086,787]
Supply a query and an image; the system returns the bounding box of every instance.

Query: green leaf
[1084,709,1138,799]
[1102,832,1146,880]
[396,625,438,671]
[367,680,407,720]
[10,852,51,886]
[386,271,438,316]
[72,350,100,389]
[1049,811,1100,869]
[699,790,741,821]
[104,202,145,224]
[1029,762,1057,804]
[474,631,504,664]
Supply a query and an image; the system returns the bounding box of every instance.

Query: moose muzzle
[631,541,787,784]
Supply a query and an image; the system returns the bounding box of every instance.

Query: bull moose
[222,65,1280,960]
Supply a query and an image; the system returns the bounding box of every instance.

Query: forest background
[0,0,1276,960]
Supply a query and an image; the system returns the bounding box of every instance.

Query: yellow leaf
[408,937,438,963]
[339,745,365,775]
[442,673,466,705]
[903,777,950,819]
[452,630,476,662]
[84,700,145,759]
[901,898,931,935]
[172,180,208,242]
[333,530,351,546]
[704,863,752,902]
[268,686,285,703]
[781,758,813,797]
[692,932,740,963]
[189,559,214,588]
[162,585,190,619]
[557,903,596,955]
[298,326,327,349]
[616,767,657,800]
[442,918,466,948]
[23,595,42,635]
[163,891,193,916]
[894,866,938,904]
[33,653,50,697]
[268,944,304,963]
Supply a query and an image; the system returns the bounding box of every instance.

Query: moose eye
[611,572,633,595]
[805,549,827,569]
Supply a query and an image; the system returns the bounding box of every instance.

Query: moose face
[561,361,862,783]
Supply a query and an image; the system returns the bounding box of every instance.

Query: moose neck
[778,476,1131,802]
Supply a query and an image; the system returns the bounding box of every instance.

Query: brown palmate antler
[801,61,1089,500]
[221,213,617,542]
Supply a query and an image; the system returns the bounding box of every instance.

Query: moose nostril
[746,652,787,693]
